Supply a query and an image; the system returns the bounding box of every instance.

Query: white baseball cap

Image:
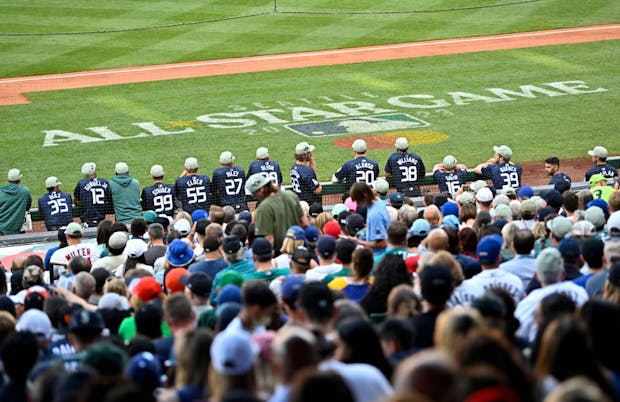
[588,146,608,158]
[184,157,199,170]
[219,151,235,165]
[150,164,164,177]
[81,162,96,176]
[115,162,129,174]
[395,137,409,150]
[45,176,61,188]
[476,187,494,203]
[493,145,513,160]
[295,142,315,155]
[256,147,269,159]
[7,168,22,182]
[352,139,367,153]
[443,155,457,170]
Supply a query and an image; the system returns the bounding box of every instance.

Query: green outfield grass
[0,0,618,195]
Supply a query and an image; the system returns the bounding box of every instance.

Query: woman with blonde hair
[387,284,421,319]
[434,307,482,351]
[275,225,314,268]
[314,212,333,235]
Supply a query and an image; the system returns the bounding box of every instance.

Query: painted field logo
[285,114,429,137]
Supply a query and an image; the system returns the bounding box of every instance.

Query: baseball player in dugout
[585,145,618,181]
[332,139,380,193]
[290,141,322,205]
[474,145,522,191]
[432,155,468,195]
[384,137,426,197]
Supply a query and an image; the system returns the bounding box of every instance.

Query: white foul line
[1,24,618,84]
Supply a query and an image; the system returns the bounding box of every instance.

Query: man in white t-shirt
[305,236,342,282]
[49,222,100,282]
[449,234,524,307]
[514,247,589,343]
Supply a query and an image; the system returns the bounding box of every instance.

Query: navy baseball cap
[217,284,242,306]
[558,237,581,259]
[542,190,563,210]
[389,192,404,207]
[281,275,305,307]
[345,213,366,234]
[125,352,162,391]
[285,225,306,241]
[180,272,212,298]
[304,225,319,243]
[222,235,242,255]
[317,235,336,259]
[291,247,312,267]
[477,235,503,265]
[252,237,273,257]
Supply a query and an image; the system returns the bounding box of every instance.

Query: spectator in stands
[328,247,373,302]
[474,145,522,191]
[49,222,100,282]
[38,176,73,231]
[499,229,537,288]
[243,238,289,284]
[91,231,127,275]
[0,331,39,402]
[360,254,411,316]
[585,146,618,181]
[384,137,426,197]
[290,142,322,205]
[0,168,31,236]
[544,156,572,193]
[212,151,247,212]
[589,174,615,203]
[188,235,227,279]
[210,236,255,304]
[348,182,390,253]
[392,349,457,402]
[306,236,341,282]
[109,162,141,224]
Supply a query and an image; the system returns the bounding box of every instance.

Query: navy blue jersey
[175,175,211,213]
[433,169,468,194]
[38,191,73,230]
[290,163,321,204]
[585,164,618,181]
[384,152,426,196]
[481,162,522,190]
[141,182,176,216]
[248,160,283,186]
[334,157,380,187]
[73,178,111,225]
[211,166,246,208]
[549,172,572,189]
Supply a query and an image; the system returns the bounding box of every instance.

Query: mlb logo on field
[286,113,430,137]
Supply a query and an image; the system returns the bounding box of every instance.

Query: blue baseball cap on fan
[477,235,503,265]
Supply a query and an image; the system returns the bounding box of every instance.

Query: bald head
[427,229,449,252]
[423,205,441,227]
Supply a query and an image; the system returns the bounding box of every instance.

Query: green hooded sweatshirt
[109,174,141,224]
[0,183,32,235]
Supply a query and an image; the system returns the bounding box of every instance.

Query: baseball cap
[180,272,212,298]
[173,219,191,236]
[203,235,221,253]
[184,157,199,170]
[589,174,608,187]
[520,199,537,215]
[433,194,448,208]
[585,206,606,229]
[337,210,352,228]
[132,277,162,302]
[165,268,187,293]
[571,220,596,238]
[493,145,512,159]
[295,141,315,155]
[252,237,273,257]
[211,331,256,376]
[542,190,563,210]
[45,176,61,188]
[125,239,147,258]
[150,164,164,177]
[442,215,460,231]
[476,187,493,203]
[256,147,269,159]
[344,197,358,212]
[217,284,242,306]
[298,281,334,316]
[66,222,83,236]
[304,225,319,243]
[81,162,96,176]
[125,352,162,391]
[410,219,431,237]
[494,204,512,221]
[222,235,242,255]
[82,342,127,376]
[588,146,608,158]
[191,209,209,223]
[331,203,348,218]
[608,211,620,236]
[115,162,129,174]
[419,264,453,305]
[285,226,306,241]
[98,292,130,310]
[536,247,563,279]
[166,239,194,266]
[582,237,604,263]
[477,235,502,264]
[218,271,243,290]
[499,185,516,197]
[309,203,323,218]
[441,201,459,218]
[373,178,389,195]
[352,139,367,153]
[456,191,475,205]
[323,221,341,239]
[471,180,488,193]
[16,309,53,339]
[68,309,105,333]
[143,211,157,223]
[443,155,457,170]
[317,235,336,259]
[108,231,128,250]
[7,168,22,182]
[280,275,305,306]
[558,237,581,259]
[245,173,271,194]
[389,192,404,207]
[546,216,572,239]
[588,199,609,219]
[238,210,252,223]
[537,206,555,222]
[345,213,366,234]
[219,151,235,165]
[395,137,409,150]
[291,246,312,267]
[519,186,534,199]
